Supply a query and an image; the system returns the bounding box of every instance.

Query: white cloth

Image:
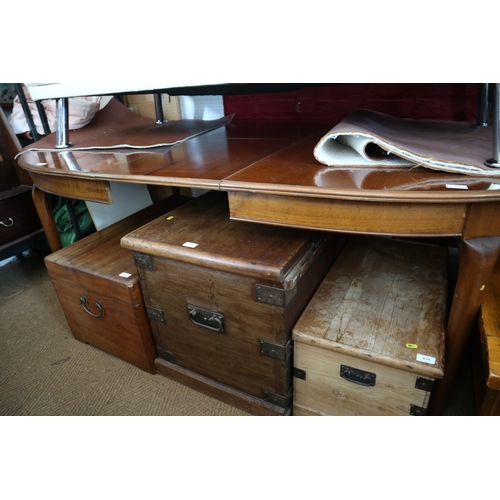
[9,85,101,136]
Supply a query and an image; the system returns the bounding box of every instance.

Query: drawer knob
[80,295,103,318]
[0,217,14,227]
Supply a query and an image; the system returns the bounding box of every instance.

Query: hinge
[146,305,165,323]
[410,404,428,416]
[133,251,153,270]
[255,284,288,307]
[293,367,306,380]
[157,347,175,364]
[259,340,290,361]
[415,377,434,392]
[262,389,292,409]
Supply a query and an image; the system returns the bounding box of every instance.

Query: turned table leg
[428,235,500,415]
[32,186,62,253]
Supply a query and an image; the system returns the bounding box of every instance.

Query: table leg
[55,98,72,149]
[428,235,500,415]
[32,186,62,253]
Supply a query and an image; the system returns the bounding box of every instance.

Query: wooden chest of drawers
[1,107,47,261]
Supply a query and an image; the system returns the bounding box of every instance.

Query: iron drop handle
[187,304,224,332]
[1,218,14,227]
[80,295,103,318]
[340,365,376,386]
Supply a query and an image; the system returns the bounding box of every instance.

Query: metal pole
[476,83,490,127]
[154,93,165,124]
[60,151,81,171]
[54,98,72,149]
[485,84,500,168]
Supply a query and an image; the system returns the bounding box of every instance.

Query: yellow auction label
[406,343,418,349]
[166,216,174,220]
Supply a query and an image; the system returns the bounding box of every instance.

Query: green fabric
[52,198,95,247]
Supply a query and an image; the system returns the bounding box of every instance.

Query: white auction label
[416,353,436,365]
[182,242,198,248]
[119,272,132,278]
[445,184,468,190]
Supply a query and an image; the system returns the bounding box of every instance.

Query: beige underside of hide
[314,109,499,177]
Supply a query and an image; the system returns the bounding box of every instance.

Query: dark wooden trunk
[121,191,345,414]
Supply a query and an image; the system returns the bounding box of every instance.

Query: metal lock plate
[262,389,292,409]
[157,347,175,364]
[146,305,165,323]
[255,284,286,307]
[293,367,306,380]
[410,404,428,416]
[415,377,434,392]
[133,252,153,270]
[259,340,289,361]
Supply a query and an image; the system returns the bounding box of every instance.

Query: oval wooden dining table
[17,119,500,415]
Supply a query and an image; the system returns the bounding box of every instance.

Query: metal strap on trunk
[133,252,153,270]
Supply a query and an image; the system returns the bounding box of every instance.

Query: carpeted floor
[0,251,250,416]
[0,250,476,416]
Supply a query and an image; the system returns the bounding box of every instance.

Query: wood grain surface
[478,256,500,391]
[293,235,447,378]
[123,191,344,414]
[293,342,433,416]
[44,196,188,373]
[292,235,447,416]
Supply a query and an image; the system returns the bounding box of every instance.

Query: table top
[17,119,500,203]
